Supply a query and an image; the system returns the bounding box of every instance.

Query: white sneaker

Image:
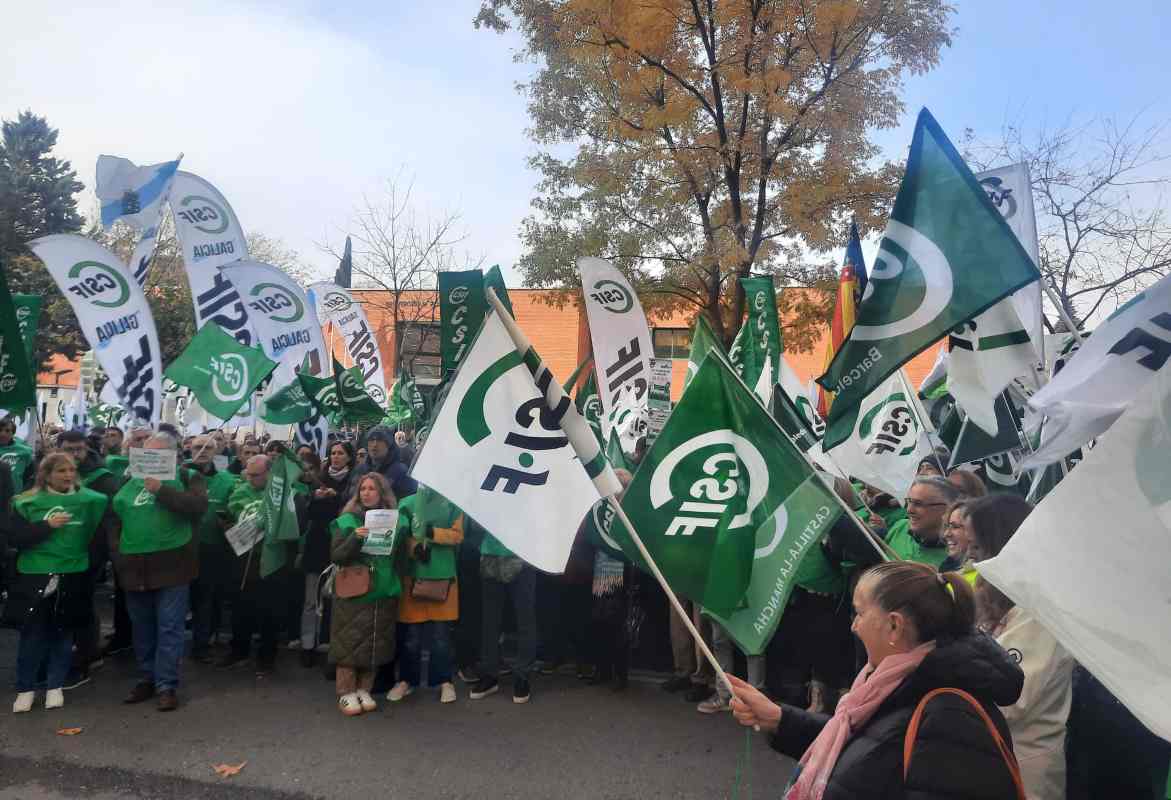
[387,681,414,702]
[45,689,65,710]
[697,694,731,714]
[440,682,457,704]
[13,692,35,713]
[338,692,363,716]
[356,689,377,712]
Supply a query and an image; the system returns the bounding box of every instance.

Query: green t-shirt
[194,468,239,545]
[397,493,458,580]
[480,531,514,558]
[105,454,130,479]
[81,466,114,493]
[112,470,195,555]
[227,480,265,523]
[14,488,108,574]
[0,440,35,489]
[332,512,400,601]
[884,518,949,568]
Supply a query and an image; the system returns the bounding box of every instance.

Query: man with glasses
[878,476,960,567]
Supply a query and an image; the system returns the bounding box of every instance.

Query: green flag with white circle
[818,109,1041,449]
[164,323,276,421]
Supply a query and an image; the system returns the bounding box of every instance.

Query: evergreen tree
[0,111,86,368]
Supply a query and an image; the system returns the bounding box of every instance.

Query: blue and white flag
[96,155,182,287]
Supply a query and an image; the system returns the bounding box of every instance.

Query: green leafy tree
[0,111,86,368]
[476,0,953,347]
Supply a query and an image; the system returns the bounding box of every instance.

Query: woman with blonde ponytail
[727,560,1026,800]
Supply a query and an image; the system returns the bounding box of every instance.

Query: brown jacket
[109,471,209,592]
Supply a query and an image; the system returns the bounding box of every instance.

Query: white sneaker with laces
[356,689,377,711]
[387,681,414,702]
[338,693,363,716]
[45,689,65,710]
[697,694,731,714]
[13,692,35,713]
[440,682,457,704]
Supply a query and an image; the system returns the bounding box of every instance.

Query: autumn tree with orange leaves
[476,0,954,348]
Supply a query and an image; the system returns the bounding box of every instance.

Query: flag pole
[604,495,747,711]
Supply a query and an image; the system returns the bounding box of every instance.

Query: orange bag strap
[902,687,1026,800]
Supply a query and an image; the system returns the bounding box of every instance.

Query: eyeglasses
[906,499,947,510]
[945,521,966,530]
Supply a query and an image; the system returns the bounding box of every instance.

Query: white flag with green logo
[979,359,1171,741]
[28,234,164,424]
[412,311,615,573]
[818,109,1041,449]
[620,354,841,614]
[578,257,654,448]
[309,282,390,408]
[220,261,329,376]
[824,369,934,499]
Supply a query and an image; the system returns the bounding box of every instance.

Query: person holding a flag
[6,453,109,713]
[0,416,35,490]
[727,561,1025,799]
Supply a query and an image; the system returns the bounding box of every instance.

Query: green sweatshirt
[884,518,949,568]
[332,512,400,601]
[14,488,108,574]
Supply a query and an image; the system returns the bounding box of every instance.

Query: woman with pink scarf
[729,561,1025,800]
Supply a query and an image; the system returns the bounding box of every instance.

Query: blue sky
[2,1,1167,283]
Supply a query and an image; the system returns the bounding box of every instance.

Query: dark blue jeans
[16,619,73,692]
[400,621,454,687]
[125,584,189,692]
[481,566,536,682]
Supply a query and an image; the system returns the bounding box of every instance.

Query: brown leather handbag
[334,565,371,599]
[410,578,452,603]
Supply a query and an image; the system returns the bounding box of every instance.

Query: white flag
[824,369,934,498]
[169,171,256,347]
[220,261,329,375]
[577,257,654,447]
[948,165,1044,434]
[28,235,163,424]
[309,282,390,407]
[65,386,88,431]
[413,311,613,572]
[96,155,182,287]
[980,360,1171,741]
[1023,272,1171,467]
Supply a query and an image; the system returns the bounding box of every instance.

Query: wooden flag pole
[604,495,746,715]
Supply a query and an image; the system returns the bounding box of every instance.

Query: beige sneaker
[45,689,65,710]
[356,689,377,712]
[338,693,363,716]
[13,692,35,713]
[387,681,414,702]
[697,694,731,714]
[439,682,457,704]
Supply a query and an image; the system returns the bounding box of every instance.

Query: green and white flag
[439,269,486,378]
[412,308,620,573]
[483,264,513,316]
[818,109,1041,449]
[620,353,840,614]
[575,370,604,447]
[164,323,277,421]
[261,377,314,424]
[0,266,36,414]
[264,452,303,544]
[12,294,41,365]
[298,370,342,427]
[382,375,414,426]
[684,314,726,390]
[333,357,385,424]
[737,275,781,391]
[727,319,755,386]
[823,370,934,499]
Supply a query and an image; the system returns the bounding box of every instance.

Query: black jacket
[770,634,1025,800]
[302,470,351,574]
[351,447,416,501]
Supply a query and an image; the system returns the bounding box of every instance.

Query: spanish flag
[815,259,859,418]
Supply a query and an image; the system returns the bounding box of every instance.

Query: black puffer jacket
[770,634,1025,800]
[302,470,351,574]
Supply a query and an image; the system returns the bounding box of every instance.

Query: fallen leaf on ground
[56,728,83,736]
[212,762,247,778]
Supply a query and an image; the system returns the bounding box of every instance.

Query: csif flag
[412,308,619,573]
[684,313,727,390]
[261,376,315,424]
[737,275,782,391]
[439,269,487,378]
[28,235,164,424]
[333,357,385,424]
[0,265,36,414]
[164,323,277,421]
[818,109,1041,449]
[620,353,842,614]
[310,282,390,408]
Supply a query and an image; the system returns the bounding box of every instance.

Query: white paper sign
[128,447,178,481]
[224,511,264,556]
[361,508,399,556]
[213,454,230,472]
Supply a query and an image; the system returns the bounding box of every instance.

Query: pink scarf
[785,642,936,800]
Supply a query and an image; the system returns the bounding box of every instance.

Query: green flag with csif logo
[818,108,1041,449]
[684,314,727,390]
[164,323,277,421]
[333,357,385,424]
[737,275,782,391]
[262,377,315,424]
[12,294,41,365]
[0,267,36,414]
[439,269,486,378]
[620,353,839,614]
[299,370,342,427]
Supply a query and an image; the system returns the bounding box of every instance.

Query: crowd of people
[1,415,1169,799]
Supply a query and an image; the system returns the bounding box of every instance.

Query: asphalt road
[0,632,795,799]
